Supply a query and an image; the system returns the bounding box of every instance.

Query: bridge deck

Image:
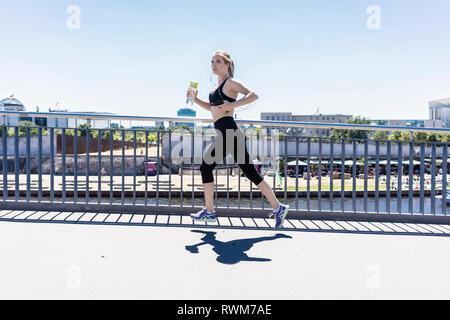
[2,210,450,299]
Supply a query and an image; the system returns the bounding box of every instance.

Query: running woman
[187,49,289,229]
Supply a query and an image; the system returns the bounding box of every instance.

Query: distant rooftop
[429,97,450,106]
[0,96,25,111]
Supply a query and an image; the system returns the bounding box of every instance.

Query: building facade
[66,110,113,129]
[0,96,114,129]
[429,97,450,128]
[0,96,26,126]
[0,96,49,126]
[173,107,196,129]
[371,119,426,128]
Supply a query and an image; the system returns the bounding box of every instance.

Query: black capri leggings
[200,116,264,186]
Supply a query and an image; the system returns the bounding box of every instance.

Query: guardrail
[1,110,450,133]
[0,110,449,224]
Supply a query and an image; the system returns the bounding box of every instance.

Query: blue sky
[1,0,450,122]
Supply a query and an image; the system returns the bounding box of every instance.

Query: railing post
[329,137,334,212]
[443,144,448,215]
[145,130,149,207]
[121,130,125,206]
[431,143,436,215]
[318,137,322,212]
[38,127,42,202]
[386,141,391,213]
[98,129,102,206]
[295,136,299,212]
[109,129,113,205]
[306,137,311,212]
[408,141,414,214]
[2,124,7,201]
[352,140,357,213]
[397,142,402,213]
[26,127,31,202]
[340,139,345,212]
[375,140,380,213]
[86,126,90,205]
[363,139,368,213]
[50,127,55,203]
[14,126,19,201]
[420,143,425,214]
[74,128,78,204]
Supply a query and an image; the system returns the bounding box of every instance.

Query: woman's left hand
[217,101,235,112]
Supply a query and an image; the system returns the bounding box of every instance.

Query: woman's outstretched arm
[187,88,211,111]
[194,96,212,111]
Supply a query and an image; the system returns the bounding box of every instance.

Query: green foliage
[17,121,48,136]
[76,123,93,137]
[438,133,450,143]
[274,131,287,140]
[332,116,371,140]
[387,131,449,142]
[171,124,192,132]
[279,158,285,171]
[389,131,403,141]
[148,133,157,143]
[371,131,389,142]
[337,119,450,143]
[413,132,428,142]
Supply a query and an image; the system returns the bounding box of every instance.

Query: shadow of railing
[2,210,450,238]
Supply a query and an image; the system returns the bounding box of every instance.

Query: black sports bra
[209,77,236,106]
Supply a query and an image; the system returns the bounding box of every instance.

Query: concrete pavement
[1,210,450,299]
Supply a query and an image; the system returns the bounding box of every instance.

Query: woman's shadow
[185,230,292,265]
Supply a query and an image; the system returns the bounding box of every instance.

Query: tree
[389,131,402,141]
[438,134,450,143]
[371,131,389,142]
[148,133,158,144]
[171,124,192,132]
[413,132,428,142]
[332,116,371,140]
[426,133,438,142]
[77,123,93,137]
[17,121,48,136]
[0,127,14,137]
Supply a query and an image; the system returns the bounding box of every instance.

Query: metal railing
[1,110,449,224]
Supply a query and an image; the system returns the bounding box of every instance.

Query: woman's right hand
[186,88,198,101]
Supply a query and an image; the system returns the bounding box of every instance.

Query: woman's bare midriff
[211,106,237,123]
